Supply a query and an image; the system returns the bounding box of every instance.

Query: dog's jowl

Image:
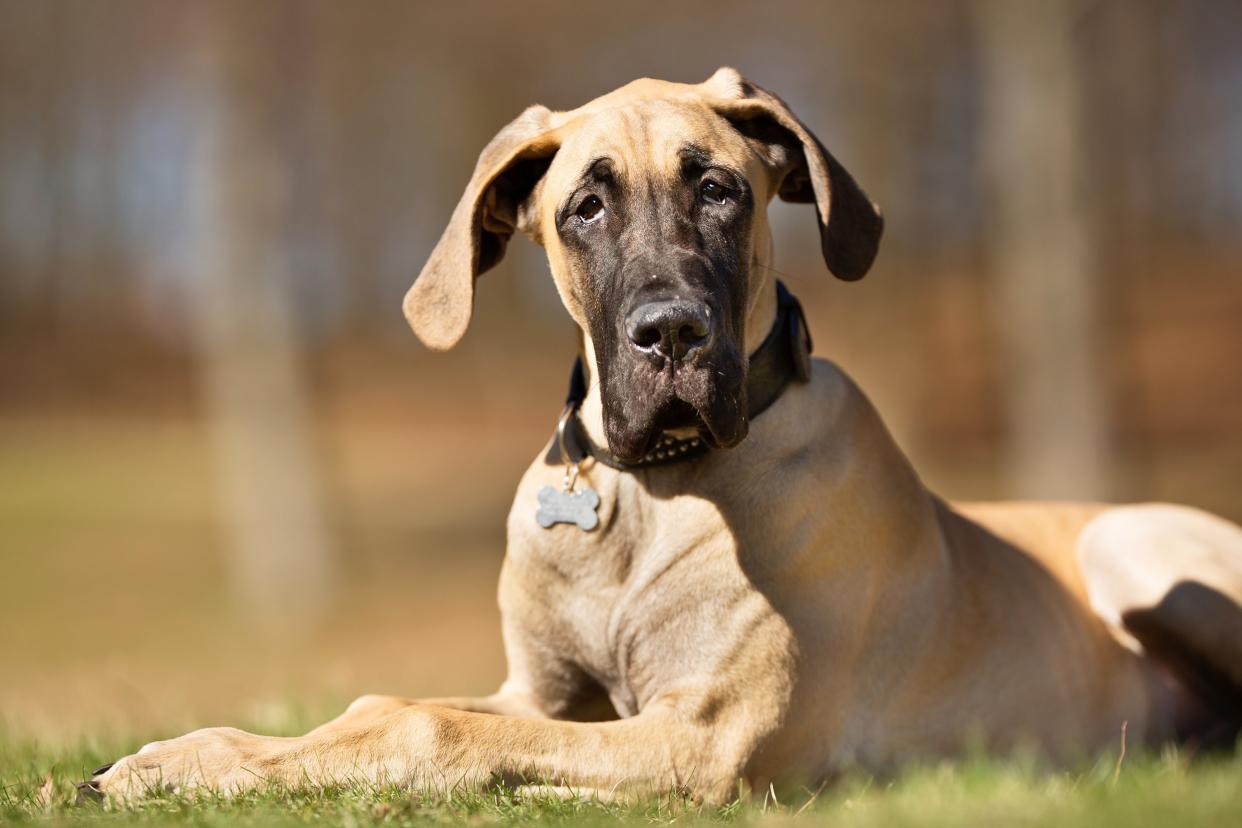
[88,69,1242,804]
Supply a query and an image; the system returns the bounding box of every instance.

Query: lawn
[3,719,1241,827]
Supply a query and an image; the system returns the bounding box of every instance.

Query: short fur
[91,69,1242,804]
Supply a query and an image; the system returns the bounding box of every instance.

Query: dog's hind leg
[1078,504,1242,744]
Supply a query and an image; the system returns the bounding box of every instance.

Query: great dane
[89,68,1242,803]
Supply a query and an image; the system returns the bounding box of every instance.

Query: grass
[2,720,1240,827]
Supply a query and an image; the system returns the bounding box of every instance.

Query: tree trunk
[185,3,336,631]
[973,0,1110,500]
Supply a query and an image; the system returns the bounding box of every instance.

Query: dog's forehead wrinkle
[587,156,616,180]
[558,99,745,176]
[679,143,715,168]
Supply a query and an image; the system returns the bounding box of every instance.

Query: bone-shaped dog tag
[536,485,600,531]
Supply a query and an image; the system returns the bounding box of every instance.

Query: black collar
[547,281,812,471]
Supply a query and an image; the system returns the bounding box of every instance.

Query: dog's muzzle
[550,280,813,470]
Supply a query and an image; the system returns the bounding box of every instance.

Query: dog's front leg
[92,700,748,803]
[305,690,549,736]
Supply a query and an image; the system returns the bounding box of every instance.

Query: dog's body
[91,69,1242,803]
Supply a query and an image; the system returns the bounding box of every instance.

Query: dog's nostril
[632,326,663,349]
[678,322,708,345]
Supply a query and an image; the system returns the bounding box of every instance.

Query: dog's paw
[82,727,273,803]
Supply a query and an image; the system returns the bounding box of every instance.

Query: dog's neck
[577,277,782,450]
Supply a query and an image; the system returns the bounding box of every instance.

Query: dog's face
[406,69,882,463]
[537,97,769,459]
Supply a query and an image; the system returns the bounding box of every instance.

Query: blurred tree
[186,1,337,628]
[973,0,1110,500]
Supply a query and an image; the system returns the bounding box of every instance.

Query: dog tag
[536,485,600,531]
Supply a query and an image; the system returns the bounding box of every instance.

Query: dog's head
[406,68,882,463]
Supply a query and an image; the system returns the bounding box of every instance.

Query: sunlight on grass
[2,720,1239,827]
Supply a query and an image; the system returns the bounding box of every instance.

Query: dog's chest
[509,467,749,715]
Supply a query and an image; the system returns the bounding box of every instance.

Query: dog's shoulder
[768,357,885,448]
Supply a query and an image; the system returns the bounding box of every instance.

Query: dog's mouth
[601,354,748,464]
[648,396,703,439]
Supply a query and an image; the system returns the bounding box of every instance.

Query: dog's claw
[75,764,113,805]
[75,779,104,805]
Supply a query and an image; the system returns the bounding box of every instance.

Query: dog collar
[546,280,812,471]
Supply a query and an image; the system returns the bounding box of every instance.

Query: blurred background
[2,0,1241,740]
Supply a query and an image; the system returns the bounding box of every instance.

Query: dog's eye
[576,195,605,224]
[700,180,730,205]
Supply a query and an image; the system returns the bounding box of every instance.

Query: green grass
[3,724,1240,827]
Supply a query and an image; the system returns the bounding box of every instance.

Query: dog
[87,68,1242,804]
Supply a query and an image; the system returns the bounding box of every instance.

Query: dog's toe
[76,762,116,804]
[75,779,104,805]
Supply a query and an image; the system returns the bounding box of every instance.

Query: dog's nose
[625,300,712,361]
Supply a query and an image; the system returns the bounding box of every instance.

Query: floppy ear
[404,105,560,350]
[703,68,883,281]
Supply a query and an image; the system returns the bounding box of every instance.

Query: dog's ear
[404,105,560,350]
[703,68,883,281]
